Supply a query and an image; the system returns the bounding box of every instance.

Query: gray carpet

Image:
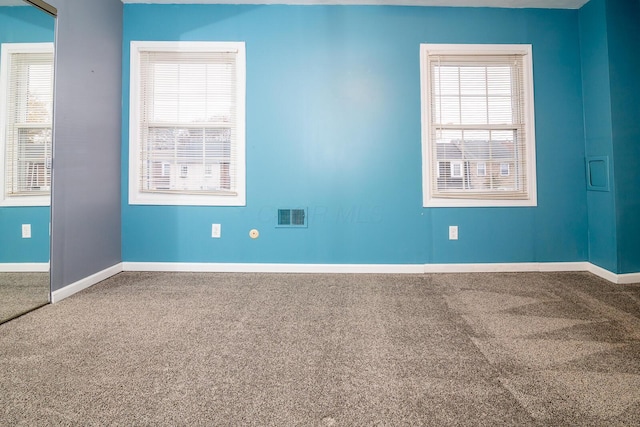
[1,271,639,425]
[0,272,49,323]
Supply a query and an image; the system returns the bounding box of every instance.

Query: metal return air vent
[277,208,307,228]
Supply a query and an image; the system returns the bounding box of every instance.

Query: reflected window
[0,43,54,207]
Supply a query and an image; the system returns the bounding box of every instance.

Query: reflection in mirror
[0,0,54,323]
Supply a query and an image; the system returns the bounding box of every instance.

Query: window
[161,162,170,177]
[450,161,463,178]
[477,162,486,177]
[129,41,246,206]
[420,44,537,207]
[0,43,54,207]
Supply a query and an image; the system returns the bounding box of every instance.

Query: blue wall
[122,4,588,265]
[579,0,618,273]
[0,6,54,264]
[579,0,640,274]
[605,0,640,274]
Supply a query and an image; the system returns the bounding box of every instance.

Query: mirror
[0,0,55,323]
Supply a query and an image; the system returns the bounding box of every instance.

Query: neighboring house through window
[477,162,486,177]
[128,41,246,206]
[420,44,537,207]
[0,43,54,207]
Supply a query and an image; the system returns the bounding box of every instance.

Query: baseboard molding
[123,261,638,284]
[617,272,640,285]
[587,263,640,285]
[0,262,49,272]
[122,262,425,274]
[51,263,123,303]
[423,262,589,274]
[49,261,637,304]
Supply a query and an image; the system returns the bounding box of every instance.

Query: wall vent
[277,208,307,227]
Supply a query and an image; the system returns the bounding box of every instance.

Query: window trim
[0,42,54,207]
[128,41,246,206]
[420,43,537,208]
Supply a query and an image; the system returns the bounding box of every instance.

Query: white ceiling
[121,0,590,9]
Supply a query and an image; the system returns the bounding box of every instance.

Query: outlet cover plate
[449,225,458,240]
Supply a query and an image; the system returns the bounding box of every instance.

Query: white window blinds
[421,45,537,207]
[137,48,241,198]
[2,47,54,199]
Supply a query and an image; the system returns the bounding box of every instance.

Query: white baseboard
[123,261,637,284]
[122,262,425,274]
[617,272,640,285]
[51,263,123,303]
[423,262,589,274]
[0,263,49,273]
[421,262,640,284]
[48,261,638,304]
[587,263,640,284]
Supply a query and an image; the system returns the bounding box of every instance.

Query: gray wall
[49,0,123,292]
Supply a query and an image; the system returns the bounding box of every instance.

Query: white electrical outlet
[22,224,31,239]
[211,224,221,238]
[449,225,458,240]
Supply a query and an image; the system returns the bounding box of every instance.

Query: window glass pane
[434,96,460,125]
[16,128,51,193]
[433,66,459,96]
[460,96,487,124]
[459,66,486,96]
[486,66,512,96]
[204,128,231,160]
[176,128,203,160]
[487,96,513,124]
[22,62,53,123]
[463,129,491,141]
[150,61,233,124]
[436,129,463,144]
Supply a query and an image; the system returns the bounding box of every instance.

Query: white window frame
[128,41,246,206]
[500,162,510,176]
[0,42,54,207]
[420,43,537,208]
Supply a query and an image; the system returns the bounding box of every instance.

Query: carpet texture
[0,272,49,323]
[0,271,639,425]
